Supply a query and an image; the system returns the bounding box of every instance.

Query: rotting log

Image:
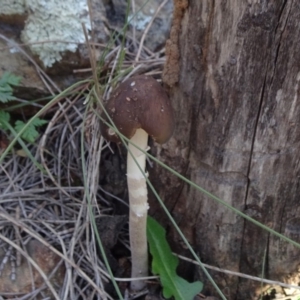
[150,1,300,299]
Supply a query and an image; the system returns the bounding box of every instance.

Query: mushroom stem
[127,128,149,291]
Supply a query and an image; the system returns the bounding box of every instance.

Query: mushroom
[100,75,174,291]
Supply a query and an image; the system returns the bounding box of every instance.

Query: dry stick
[74,45,122,74]
[39,98,85,202]
[175,253,300,291]
[126,58,166,64]
[0,244,12,276]
[82,23,97,84]
[99,186,129,207]
[87,0,95,44]
[42,222,80,300]
[0,233,60,300]
[66,227,85,299]
[0,39,110,51]
[14,206,21,267]
[40,138,72,199]
[0,212,112,299]
[0,201,47,231]
[87,218,107,299]
[57,125,68,206]
[0,129,99,300]
[81,22,112,298]
[130,0,137,49]
[86,129,104,205]
[85,139,108,299]
[21,258,65,300]
[0,33,82,122]
[110,27,154,57]
[103,46,122,97]
[0,164,15,194]
[0,188,84,199]
[81,30,110,297]
[123,64,145,80]
[135,0,169,62]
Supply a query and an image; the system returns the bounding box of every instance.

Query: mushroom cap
[100,75,174,144]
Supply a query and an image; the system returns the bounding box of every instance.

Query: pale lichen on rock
[23,0,91,67]
[128,11,152,31]
[1,0,91,67]
[0,0,26,14]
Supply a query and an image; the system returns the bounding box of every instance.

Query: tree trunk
[150,1,300,299]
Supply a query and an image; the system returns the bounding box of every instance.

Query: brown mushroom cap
[100,75,174,144]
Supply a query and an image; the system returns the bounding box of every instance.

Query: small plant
[0,72,47,143]
[147,216,203,300]
[0,72,21,103]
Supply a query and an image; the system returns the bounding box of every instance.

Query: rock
[0,0,173,73]
[0,0,109,100]
[0,0,173,101]
[0,34,47,97]
[0,0,108,77]
[130,0,173,52]
[0,30,54,113]
[0,0,108,70]
[105,0,173,52]
[0,240,65,297]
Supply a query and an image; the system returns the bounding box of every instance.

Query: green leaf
[0,87,16,103]
[29,118,48,127]
[0,72,21,103]
[147,217,203,300]
[0,72,21,86]
[0,110,11,129]
[14,118,47,143]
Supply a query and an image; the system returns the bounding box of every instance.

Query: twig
[135,0,169,62]
[175,253,300,291]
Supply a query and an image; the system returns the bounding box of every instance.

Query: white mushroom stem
[127,128,149,291]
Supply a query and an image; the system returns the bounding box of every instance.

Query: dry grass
[0,1,168,299]
[2,1,300,299]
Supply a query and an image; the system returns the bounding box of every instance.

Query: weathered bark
[150,1,300,299]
